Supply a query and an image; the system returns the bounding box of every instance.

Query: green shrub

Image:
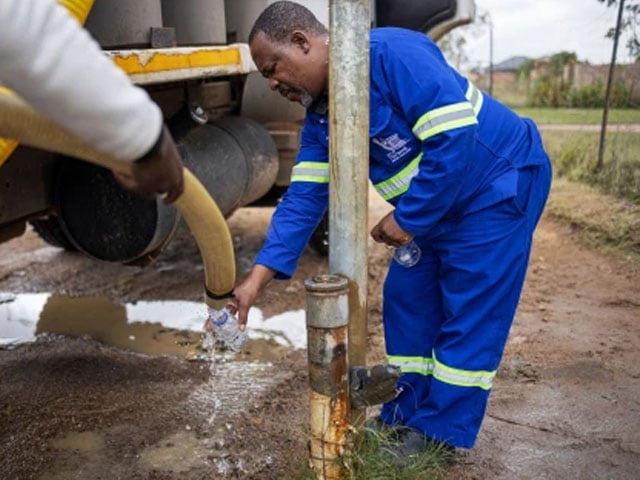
[529,75,571,107]
[568,81,605,108]
[534,79,630,109]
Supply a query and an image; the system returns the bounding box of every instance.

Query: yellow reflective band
[412,102,477,141]
[465,82,484,117]
[111,48,241,76]
[432,352,496,391]
[373,153,422,201]
[387,354,434,376]
[388,353,496,390]
[290,161,330,184]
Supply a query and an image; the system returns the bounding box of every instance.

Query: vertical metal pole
[305,274,351,480]
[488,14,494,97]
[598,0,625,171]
[328,0,370,426]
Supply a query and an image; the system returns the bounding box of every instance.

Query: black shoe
[362,416,405,443]
[382,428,455,467]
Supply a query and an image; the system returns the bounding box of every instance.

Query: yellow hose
[0,0,95,168]
[0,91,235,310]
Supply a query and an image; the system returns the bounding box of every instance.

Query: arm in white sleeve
[0,0,163,162]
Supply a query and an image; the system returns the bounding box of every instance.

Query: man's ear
[290,31,311,53]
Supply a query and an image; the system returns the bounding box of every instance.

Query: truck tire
[29,216,77,251]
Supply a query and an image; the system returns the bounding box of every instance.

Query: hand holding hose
[113,125,185,204]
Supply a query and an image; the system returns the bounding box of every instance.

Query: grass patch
[541,130,640,203]
[349,427,452,480]
[514,108,640,125]
[540,128,639,258]
[545,178,640,259]
[289,426,453,480]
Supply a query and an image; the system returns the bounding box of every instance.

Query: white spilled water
[0,292,307,351]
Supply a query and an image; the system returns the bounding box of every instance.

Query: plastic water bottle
[393,240,421,268]
[207,307,248,352]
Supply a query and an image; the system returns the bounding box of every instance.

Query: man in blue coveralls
[229,0,552,462]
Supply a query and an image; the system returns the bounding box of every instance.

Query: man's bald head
[248,1,328,45]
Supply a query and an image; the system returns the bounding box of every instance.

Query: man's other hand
[371,210,413,247]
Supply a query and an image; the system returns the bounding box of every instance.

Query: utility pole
[597,0,625,171]
[488,13,494,96]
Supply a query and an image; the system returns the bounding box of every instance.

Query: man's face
[250,31,327,107]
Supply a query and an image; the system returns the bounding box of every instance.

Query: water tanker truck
[0,0,474,265]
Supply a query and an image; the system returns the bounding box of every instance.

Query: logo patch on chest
[372,133,411,162]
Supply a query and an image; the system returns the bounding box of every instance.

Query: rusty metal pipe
[305,274,351,479]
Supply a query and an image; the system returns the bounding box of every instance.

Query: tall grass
[540,129,640,257]
[541,130,640,203]
[515,108,640,125]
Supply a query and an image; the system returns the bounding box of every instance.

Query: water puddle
[0,292,307,360]
[138,430,216,473]
[1,292,308,478]
[49,430,105,453]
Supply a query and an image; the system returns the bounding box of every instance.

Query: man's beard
[278,85,314,108]
[300,91,314,109]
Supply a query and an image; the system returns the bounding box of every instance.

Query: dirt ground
[1,187,639,479]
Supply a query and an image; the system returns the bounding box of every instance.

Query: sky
[459,0,633,69]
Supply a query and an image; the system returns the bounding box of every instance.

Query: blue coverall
[255,27,552,448]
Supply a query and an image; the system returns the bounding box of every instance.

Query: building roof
[493,56,531,72]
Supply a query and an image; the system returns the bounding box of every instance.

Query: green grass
[514,108,640,125]
[539,127,640,258]
[540,130,640,202]
[289,426,453,480]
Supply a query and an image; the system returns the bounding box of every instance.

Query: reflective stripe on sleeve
[465,82,484,117]
[388,351,496,391]
[412,101,477,141]
[290,161,330,183]
[373,153,422,200]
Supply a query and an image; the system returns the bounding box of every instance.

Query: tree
[598,0,640,61]
[438,10,491,72]
[438,31,469,71]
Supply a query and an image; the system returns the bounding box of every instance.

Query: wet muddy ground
[1,189,639,479]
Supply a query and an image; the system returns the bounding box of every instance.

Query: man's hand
[113,125,184,204]
[227,265,276,329]
[370,210,413,247]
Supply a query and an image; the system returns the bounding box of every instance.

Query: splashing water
[200,330,221,426]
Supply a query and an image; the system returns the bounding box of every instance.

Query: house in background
[468,54,639,107]
[467,55,531,105]
[492,56,531,82]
